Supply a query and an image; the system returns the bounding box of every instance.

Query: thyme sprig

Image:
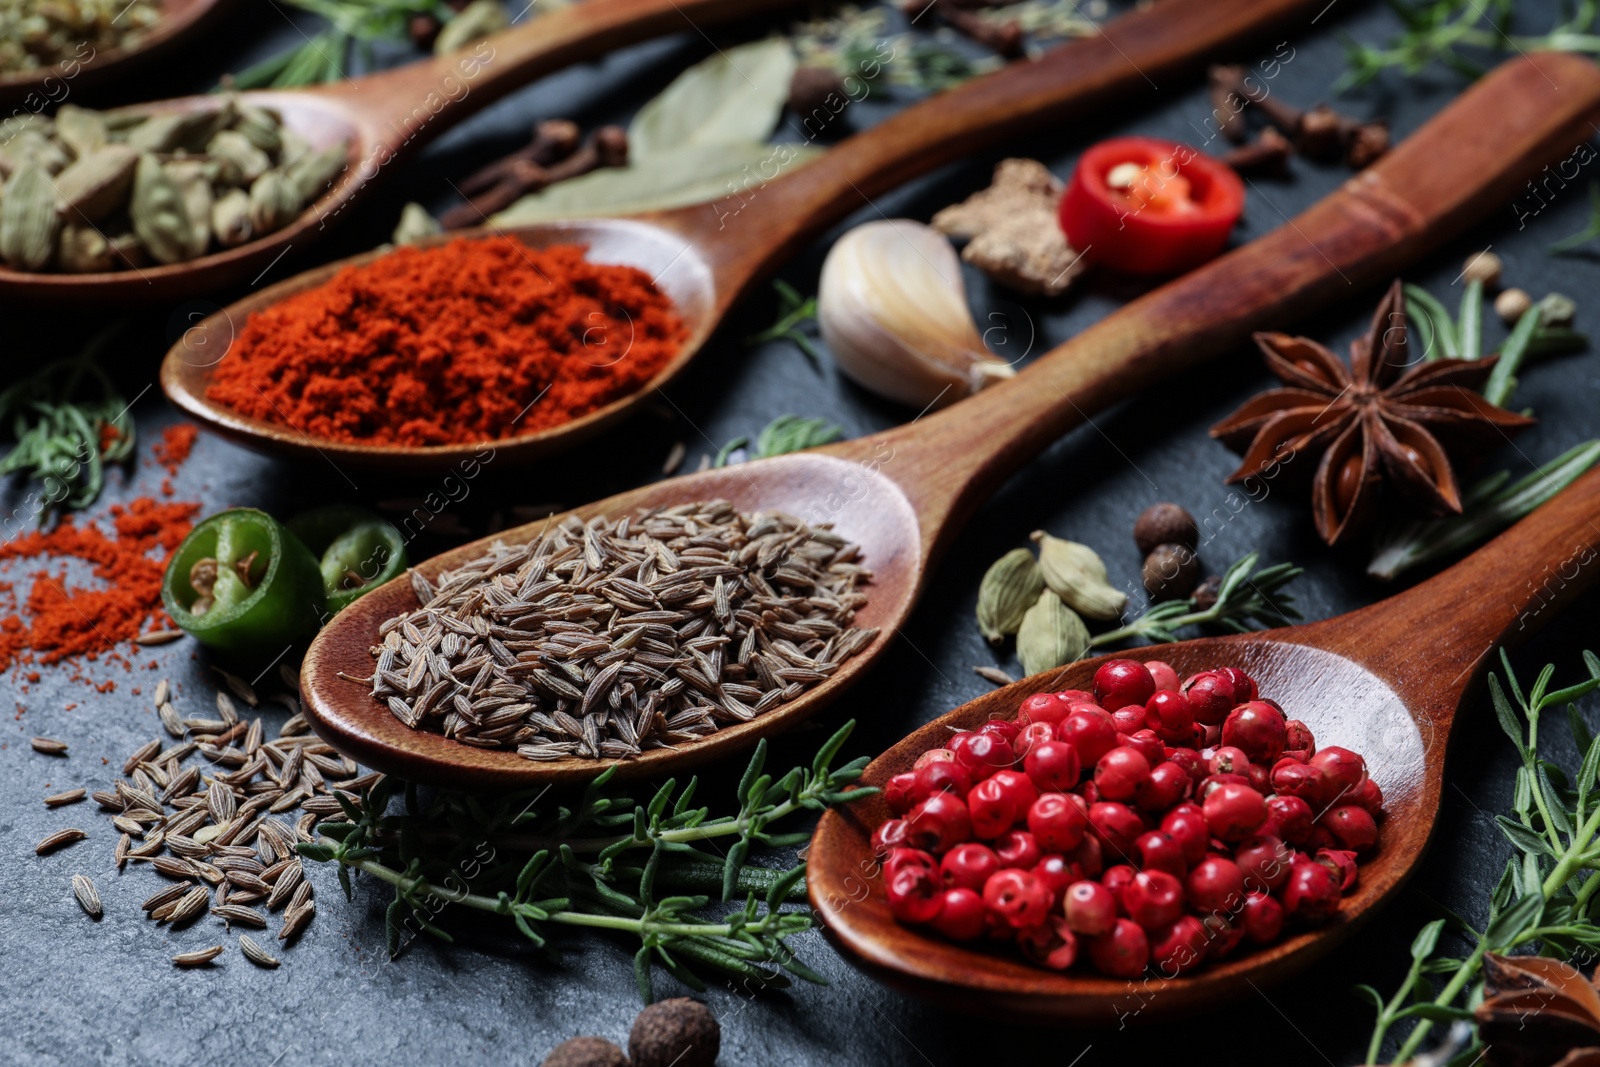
[1360,650,1600,1064]
[0,332,135,520]
[299,721,874,1001]
[1088,552,1303,649]
[1339,0,1600,89]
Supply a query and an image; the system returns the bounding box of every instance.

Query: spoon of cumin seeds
[300,52,1600,788]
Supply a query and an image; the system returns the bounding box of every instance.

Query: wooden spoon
[0,0,805,302]
[298,51,1600,791]
[805,466,1600,1025]
[0,0,230,106]
[162,0,1321,471]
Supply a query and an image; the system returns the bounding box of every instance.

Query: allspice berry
[1143,544,1201,601]
[1192,574,1224,611]
[1495,287,1533,324]
[1133,502,1199,556]
[541,1036,630,1067]
[1462,250,1502,287]
[630,998,719,1067]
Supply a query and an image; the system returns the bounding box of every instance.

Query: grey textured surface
[4,2,1600,1064]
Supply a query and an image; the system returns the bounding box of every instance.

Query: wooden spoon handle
[1334,464,1600,695]
[313,0,801,149]
[692,0,1319,289]
[875,51,1600,555]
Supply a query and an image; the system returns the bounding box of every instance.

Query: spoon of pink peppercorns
[808,460,1600,1023]
[869,659,1380,980]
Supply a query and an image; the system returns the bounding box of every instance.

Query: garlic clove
[818,218,1015,409]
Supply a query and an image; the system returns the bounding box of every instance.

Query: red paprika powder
[205,237,687,447]
[0,497,199,674]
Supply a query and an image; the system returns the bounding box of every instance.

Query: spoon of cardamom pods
[0,0,803,301]
[0,0,229,108]
[296,51,1600,788]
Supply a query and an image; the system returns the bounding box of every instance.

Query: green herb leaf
[630,39,797,159]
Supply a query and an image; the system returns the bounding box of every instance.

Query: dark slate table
[6,2,1600,1064]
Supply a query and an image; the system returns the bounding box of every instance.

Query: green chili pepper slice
[287,506,408,613]
[161,508,328,656]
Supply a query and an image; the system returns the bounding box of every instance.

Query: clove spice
[1208,65,1388,172]
[1221,126,1292,175]
[442,125,627,230]
[901,0,1025,58]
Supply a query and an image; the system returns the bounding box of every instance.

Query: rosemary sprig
[1339,0,1600,89]
[1087,552,1303,649]
[1359,650,1600,1064]
[1551,182,1600,255]
[1368,439,1600,581]
[299,721,873,1001]
[227,0,452,89]
[0,331,135,520]
[745,280,823,365]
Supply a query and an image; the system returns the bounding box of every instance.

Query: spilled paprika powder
[0,496,200,675]
[205,237,687,447]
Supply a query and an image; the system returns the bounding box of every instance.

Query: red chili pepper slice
[1058,136,1246,276]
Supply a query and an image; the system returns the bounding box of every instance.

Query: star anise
[1475,952,1600,1067]
[1210,279,1534,545]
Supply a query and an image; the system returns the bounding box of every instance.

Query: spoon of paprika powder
[298,51,1600,794]
[162,0,1323,469]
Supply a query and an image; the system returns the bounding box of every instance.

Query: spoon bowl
[0,0,229,107]
[161,216,721,471]
[808,635,1430,1024]
[298,52,1600,790]
[0,0,804,303]
[161,0,1323,470]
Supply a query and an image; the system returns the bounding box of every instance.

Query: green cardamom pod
[53,144,137,223]
[57,223,114,273]
[165,160,213,260]
[1016,591,1090,677]
[0,162,62,270]
[976,547,1045,645]
[247,169,299,234]
[233,105,284,156]
[207,130,271,186]
[129,153,195,265]
[434,0,510,54]
[212,188,253,248]
[277,129,312,169]
[284,140,348,207]
[55,105,108,159]
[392,202,442,246]
[0,129,70,177]
[1031,531,1128,621]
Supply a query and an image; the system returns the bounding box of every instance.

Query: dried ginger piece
[931,158,1085,297]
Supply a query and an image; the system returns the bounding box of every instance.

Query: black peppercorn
[1133,502,1199,556]
[1143,543,1201,601]
[541,1036,630,1067]
[630,998,719,1067]
[1191,574,1223,611]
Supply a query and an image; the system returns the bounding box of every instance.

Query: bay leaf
[628,38,796,160]
[493,142,821,226]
